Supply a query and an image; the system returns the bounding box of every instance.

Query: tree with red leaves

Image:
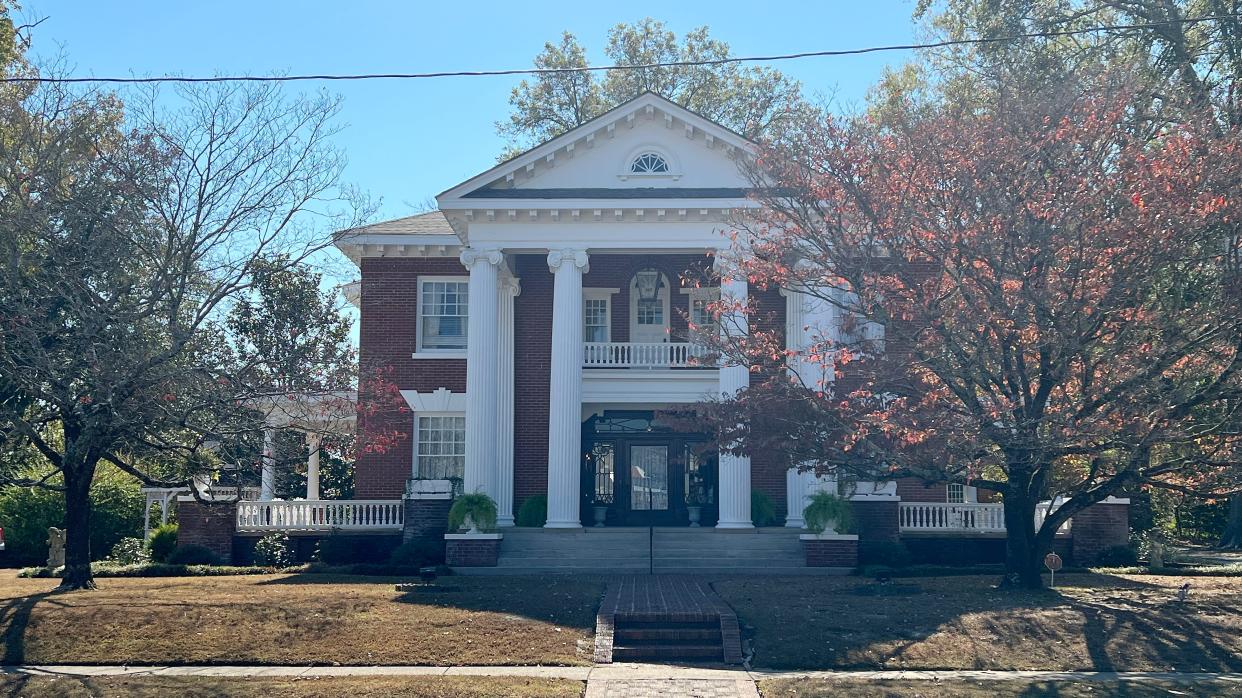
[705,77,1242,587]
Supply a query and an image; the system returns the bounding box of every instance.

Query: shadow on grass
[0,589,71,665]
[717,572,1242,673]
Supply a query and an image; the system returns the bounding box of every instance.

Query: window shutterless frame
[415,275,469,356]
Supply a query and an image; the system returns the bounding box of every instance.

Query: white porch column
[260,427,277,500]
[461,247,504,499]
[716,262,753,529]
[496,276,520,526]
[545,248,589,529]
[306,432,322,500]
[782,286,839,527]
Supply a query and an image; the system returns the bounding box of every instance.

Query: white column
[716,263,753,528]
[461,247,504,498]
[260,427,277,500]
[496,276,520,526]
[306,432,322,500]
[545,248,589,529]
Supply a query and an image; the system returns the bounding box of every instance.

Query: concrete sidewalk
[3,663,1241,683]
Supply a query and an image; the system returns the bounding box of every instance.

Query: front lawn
[717,573,1242,671]
[758,678,1242,697]
[0,676,583,697]
[0,574,606,666]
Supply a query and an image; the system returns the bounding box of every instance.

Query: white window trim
[583,288,619,343]
[414,275,469,358]
[681,287,720,339]
[411,411,467,481]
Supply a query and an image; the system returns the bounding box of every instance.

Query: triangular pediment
[437,93,758,206]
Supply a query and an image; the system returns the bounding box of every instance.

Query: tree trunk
[59,458,97,590]
[999,482,1044,589]
[1221,495,1242,549]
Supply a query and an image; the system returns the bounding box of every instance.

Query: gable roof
[436,92,758,205]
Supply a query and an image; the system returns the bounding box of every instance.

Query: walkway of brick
[593,576,743,664]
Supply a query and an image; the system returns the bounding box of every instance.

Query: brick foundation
[851,499,901,543]
[1071,499,1130,565]
[176,499,236,564]
[445,534,501,567]
[801,534,859,568]
[403,494,452,564]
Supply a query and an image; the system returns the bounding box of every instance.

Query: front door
[628,444,674,525]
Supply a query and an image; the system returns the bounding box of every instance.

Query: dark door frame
[581,411,718,527]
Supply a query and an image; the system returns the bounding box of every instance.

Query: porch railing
[235,499,404,532]
[899,501,1071,534]
[583,341,714,368]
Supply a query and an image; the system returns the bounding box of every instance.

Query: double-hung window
[684,288,720,338]
[583,289,616,343]
[415,414,466,481]
[947,483,966,504]
[418,277,468,352]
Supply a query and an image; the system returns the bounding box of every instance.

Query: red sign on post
[1045,552,1063,587]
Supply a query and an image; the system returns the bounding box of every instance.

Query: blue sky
[31,1,922,223]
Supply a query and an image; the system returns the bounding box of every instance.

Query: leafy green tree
[498,18,809,156]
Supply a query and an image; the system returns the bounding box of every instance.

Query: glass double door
[584,434,717,527]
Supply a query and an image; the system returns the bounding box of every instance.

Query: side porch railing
[235,499,403,532]
[899,501,1071,534]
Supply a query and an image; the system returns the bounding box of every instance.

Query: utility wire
[3,14,1239,84]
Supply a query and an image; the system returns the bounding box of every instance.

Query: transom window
[418,278,468,351]
[415,414,466,481]
[630,152,670,174]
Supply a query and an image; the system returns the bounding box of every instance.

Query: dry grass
[0,574,605,666]
[758,678,1242,697]
[0,675,583,697]
[716,573,1242,671]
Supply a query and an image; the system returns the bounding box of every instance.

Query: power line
[3,14,1239,85]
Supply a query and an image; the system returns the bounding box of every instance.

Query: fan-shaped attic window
[630,152,670,174]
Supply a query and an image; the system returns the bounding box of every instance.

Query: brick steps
[610,618,725,663]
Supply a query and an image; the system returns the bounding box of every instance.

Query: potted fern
[448,493,498,533]
[803,491,853,535]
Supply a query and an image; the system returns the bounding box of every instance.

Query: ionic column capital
[547,248,589,273]
[460,247,504,269]
[501,276,522,297]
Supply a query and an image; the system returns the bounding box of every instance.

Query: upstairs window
[630,152,670,174]
[584,298,610,343]
[418,277,468,351]
[947,483,966,503]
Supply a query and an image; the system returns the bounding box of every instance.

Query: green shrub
[859,541,913,568]
[252,532,295,567]
[803,492,853,534]
[1096,545,1138,567]
[0,465,144,566]
[516,495,547,527]
[106,537,150,565]
[147,523,179,563]
[388,539,445,567]
[751,490,779,527]
[166,544,220,565]
[447,493,498,532]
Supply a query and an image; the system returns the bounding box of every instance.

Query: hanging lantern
[635,269,662,301]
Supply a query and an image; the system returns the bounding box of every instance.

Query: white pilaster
[461,247,504,499]
[716,261,753,529]
[306,432,322,501]
[545,248,589,529]
[496,275,520,526]
[260,427,277,500]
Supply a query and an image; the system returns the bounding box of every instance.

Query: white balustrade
[899,501,1072,534]
[583,342,713,368]
[236,500,404,532]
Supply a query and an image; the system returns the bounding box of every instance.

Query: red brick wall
[1071,501,1130,565]
[896,477,949,503]
[357,257,468,499]
[177,500,236,564]
[852,499,901,542]
[445,538,501,566]
[748,284,789,518]
[512,254,553,511]
[804,538,859,568]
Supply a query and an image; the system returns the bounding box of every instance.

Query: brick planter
[850,498,901,543]
[1071,498,1130,565]
[800,533,859,569]
[176,498,237,564]
[445,533,502,567]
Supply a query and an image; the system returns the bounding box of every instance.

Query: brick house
[172,93,1129,571]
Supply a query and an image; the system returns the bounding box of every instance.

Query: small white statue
[47,527,66,568]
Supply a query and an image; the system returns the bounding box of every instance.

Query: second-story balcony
[583,341,714,369]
